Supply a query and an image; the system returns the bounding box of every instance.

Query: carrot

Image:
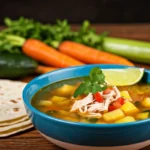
[36,65,58,74]
[22,39,84,68]
[59,41,134,66]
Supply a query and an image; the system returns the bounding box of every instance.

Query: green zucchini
[0,53,38,78]
[102,37,150,64]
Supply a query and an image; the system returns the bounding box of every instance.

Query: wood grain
[0,24,150,150]
[0,128,63,150]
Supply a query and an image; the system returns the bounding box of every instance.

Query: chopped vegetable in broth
[31,68,150,124]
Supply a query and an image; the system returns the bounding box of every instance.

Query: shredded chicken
[70,93,94,113]
[70,86,121,118]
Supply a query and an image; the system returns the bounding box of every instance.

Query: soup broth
[32,78,150,124]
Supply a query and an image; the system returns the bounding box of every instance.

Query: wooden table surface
[0,24,150,150]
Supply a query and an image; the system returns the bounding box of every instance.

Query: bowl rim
[23,64,150,128]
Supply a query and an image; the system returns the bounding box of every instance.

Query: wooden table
[0,24,150,150]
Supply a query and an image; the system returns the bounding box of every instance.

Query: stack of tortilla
[0,80,33,137]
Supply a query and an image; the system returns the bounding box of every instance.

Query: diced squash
[115,116,135,123]
[103,109,125,122]
[51,96,66,103]
[135,112,149,120]
[121,102,139,115]
[141,97,150,108]
[38,100,52,106]
[121,91,132,101]
[52,84,76,97]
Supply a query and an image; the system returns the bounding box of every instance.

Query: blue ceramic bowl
[23,64,150,150]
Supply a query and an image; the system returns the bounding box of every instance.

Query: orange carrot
[22,39,84,68]
[59,41,134,66]
[36,65,58,74]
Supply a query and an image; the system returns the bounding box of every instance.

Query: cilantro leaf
[73,67,107,97]
[74,83,87,98]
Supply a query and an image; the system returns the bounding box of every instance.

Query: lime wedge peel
[102,68,144,86]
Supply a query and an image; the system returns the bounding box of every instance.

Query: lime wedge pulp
[102,68,144,86]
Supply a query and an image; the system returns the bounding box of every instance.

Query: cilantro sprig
[74,67,107,97]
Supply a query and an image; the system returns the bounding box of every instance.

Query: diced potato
[96,119,106,124]
[120,91,132,101]
[141,97,150,108]
[135,112,149,120]
[63,117,79,122]
[79,118,89,123]
[51,96,72,106]
[115,116,135,123]
[59,110,78,118]
[51,96,66,103]
[96,122,106,124]
[53,84,76,97]
[59,100,72,105]
[59,110,70,116]
[103,109,125,122]
[38,100,52,106]
[121,102,139,115]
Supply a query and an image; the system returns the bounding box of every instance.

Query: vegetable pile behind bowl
[23,64,150,150]
[0,17,150,79]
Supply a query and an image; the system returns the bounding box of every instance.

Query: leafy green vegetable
[74,67,107,97]
[0,33,25,53]
[87,117,98,123]
[2,17,72,48]
[134,101,140,107]
[45,110,58,115]
[0,17,107,53]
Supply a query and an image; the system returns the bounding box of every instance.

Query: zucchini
[102,37,150,64]
[0,53,38,78]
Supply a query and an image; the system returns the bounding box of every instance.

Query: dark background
[0,0,150,24]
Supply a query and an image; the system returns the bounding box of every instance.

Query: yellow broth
[31,78,150,124]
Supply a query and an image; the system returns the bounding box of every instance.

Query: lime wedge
[102,68,144,86]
